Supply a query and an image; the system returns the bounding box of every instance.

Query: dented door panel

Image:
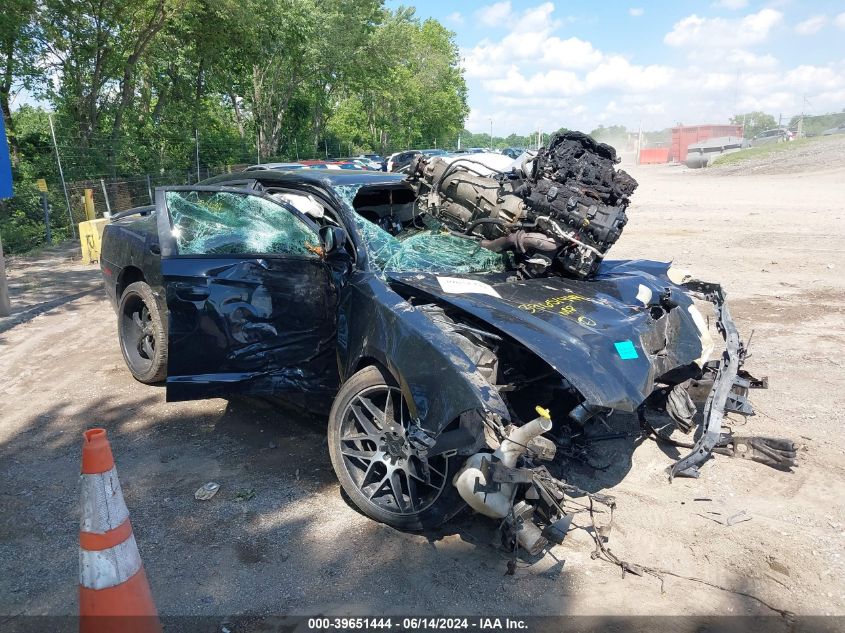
[163,256,338,401]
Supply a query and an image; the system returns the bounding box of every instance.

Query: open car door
[155,185,340,401]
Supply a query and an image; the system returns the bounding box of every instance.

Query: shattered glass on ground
[334,184,506,275]
[166,190,319,256]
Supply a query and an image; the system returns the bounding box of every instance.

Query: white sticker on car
[436,276,501,298]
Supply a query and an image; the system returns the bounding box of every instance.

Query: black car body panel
[386,259,704,412]
[160,255,340,401]
[336,271,510,435]
[100,210,163,310]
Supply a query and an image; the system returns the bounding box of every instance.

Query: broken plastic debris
[194,481,220,500]
[235,488,256,502]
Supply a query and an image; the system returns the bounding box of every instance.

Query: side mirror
[319,225,347,255]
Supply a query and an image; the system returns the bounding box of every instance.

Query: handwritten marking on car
[516,294,587,314]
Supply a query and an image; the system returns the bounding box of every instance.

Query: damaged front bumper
[668,281,796,478]
[446,277,797,559]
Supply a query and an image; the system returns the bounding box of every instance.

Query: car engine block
[407,131,638,279]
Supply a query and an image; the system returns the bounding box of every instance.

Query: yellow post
[78,219,109,265]
[83,188,96,221]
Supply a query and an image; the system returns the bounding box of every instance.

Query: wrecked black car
[99,132,795,553]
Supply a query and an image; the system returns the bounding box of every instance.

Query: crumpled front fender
[336,272,509,439]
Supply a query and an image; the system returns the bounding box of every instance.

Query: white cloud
[629,8,644,17]
[702,48,779,69]
[510,2,557,33]
[459,2,844,135]
[834,12,845,30]
[476,2,513,27]
[665,9,783,48]
[461,4,601,80]
[540,37,604,68]
[585,56,674,93]
[795,15,827,35]
[712,0,748,9]
[445,11,464,25]
[481,68,586,98]
[783,64,845,92]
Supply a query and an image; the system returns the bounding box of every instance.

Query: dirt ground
[1,148,844,622]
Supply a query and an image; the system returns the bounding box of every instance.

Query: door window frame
[154,185,322,259]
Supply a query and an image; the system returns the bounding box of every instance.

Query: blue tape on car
[614,340,638,360]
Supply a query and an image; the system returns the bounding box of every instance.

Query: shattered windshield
[334,185,507,275]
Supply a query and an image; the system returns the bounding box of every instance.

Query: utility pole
[41,192,52,244]
[636,120,643,165]
[0,232,10,317]
[194,129,200,181]
[100,179,112,216]
[294,138,299,161]
[48,113,75,238]
[256,132,261,165]
[798,94,811,139]
[489,118,493,151]
[457,134,461,150]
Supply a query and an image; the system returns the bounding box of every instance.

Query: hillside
[710,134,845,175]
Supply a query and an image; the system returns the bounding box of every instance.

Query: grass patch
[710,135,839,167]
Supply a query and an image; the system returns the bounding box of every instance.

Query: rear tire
[328,365,466,530]
[118,281,168,384]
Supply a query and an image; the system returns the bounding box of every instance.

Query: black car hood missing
[387,259,708,412]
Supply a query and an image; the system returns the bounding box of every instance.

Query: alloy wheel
[338,384,449,515]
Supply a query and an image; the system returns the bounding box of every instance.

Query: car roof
[246,162,305,170]
[203,168,407,188]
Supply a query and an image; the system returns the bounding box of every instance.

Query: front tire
[328,365,466,530]
[118,281,168,384]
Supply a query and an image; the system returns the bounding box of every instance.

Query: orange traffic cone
[79,428,161,633]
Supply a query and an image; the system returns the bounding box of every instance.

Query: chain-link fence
[62,165,249,222]
[1,164,249,253]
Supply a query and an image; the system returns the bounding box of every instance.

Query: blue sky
[390,0,845,134]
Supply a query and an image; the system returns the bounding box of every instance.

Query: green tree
[589,124,627,142]
[37,0,181,168]
[0,0,41,163]
[3,0,474,251]
[731,111,777,138]
[331,7,468,154]
[787,111,845,137]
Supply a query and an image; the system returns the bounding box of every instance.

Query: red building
[669,124,743,163]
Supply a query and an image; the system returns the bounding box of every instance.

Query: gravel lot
[1,143,844,622]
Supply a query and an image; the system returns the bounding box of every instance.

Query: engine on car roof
[406,131,638,279]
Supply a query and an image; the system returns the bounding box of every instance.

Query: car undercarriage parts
[454,410,553,517]
[713,435,797,468]
[453,409,553,553]
[568,402,608,428]
[668,282,743,479]
[407,132,638,279]
[664,383,697,433]
[506,501,548,556]
[643,280,797,479]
